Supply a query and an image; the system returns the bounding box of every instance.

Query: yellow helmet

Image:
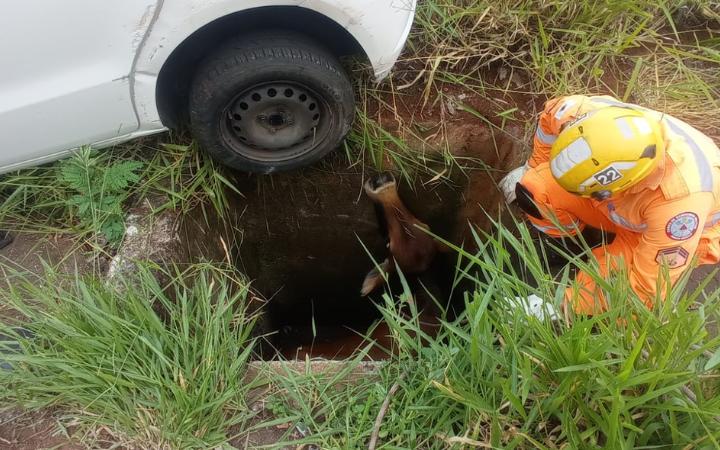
[549,106,665,197]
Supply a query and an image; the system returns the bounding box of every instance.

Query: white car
[0,1,416,174]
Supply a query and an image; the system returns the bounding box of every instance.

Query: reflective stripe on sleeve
[607,202,647,232]
[665,119,714,193]
[705,211,720,229]
[530,220,581,234]
[536,125,557,145]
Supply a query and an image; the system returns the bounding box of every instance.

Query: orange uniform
[520,95,720,313]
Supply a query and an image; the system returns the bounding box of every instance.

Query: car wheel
[189,30,355,173]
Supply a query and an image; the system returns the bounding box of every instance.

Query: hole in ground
[223,132,516,359]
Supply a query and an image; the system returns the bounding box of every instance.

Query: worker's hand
[506,294,559,321]
[498,162,528,204]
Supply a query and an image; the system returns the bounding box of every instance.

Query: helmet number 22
[594,166,622,186]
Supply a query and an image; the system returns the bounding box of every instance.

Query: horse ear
[360,258,391,296]
[361,268,384,296]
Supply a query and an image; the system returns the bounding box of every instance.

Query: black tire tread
[195,32,347,94]
[189,30,354,173]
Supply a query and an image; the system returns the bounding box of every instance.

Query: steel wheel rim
[220,81,333,162]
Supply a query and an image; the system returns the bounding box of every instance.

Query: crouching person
[500,95,720,316]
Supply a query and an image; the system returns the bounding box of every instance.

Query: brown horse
[281,172,446,360]
[361,172,441,296]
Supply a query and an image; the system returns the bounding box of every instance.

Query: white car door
[0,1,159,172]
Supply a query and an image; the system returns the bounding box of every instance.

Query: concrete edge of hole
[245,360,383,380]
[108,197,183,280]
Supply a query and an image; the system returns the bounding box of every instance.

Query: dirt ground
[0,233,96,282]
[0,408,84,450]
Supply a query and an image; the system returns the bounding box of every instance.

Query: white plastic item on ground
[505,294,559,321]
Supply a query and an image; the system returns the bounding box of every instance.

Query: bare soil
[0,409,83,450]
[0,236,97,449]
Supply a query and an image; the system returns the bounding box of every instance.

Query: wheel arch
[152,6,368,128]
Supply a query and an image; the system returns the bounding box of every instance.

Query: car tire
[189,30,355,174]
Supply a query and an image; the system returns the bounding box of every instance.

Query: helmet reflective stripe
[550,138,591,179]
[632,117,653,135]
[614,116,653,140]
[530,220,581,234]
[614,117,635,139]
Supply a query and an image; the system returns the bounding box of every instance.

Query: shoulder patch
[665,212,699,241]
[655,247,689,269]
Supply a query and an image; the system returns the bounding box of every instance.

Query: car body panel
[0,0,416,174]
[0,0,159,173]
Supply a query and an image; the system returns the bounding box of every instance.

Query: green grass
[0,138,238,249]
[410,0,717,93]
[1,220,719,448]
[258,219,720,449]
[133,139,243,220]
[0,262,261,448]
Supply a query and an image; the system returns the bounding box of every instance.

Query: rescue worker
[499,95,720,317]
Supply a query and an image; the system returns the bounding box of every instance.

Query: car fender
[131,0,416,127]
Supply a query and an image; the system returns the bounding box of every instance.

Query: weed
[0,262,261,448]
[135,140,242,221]
[0,138,238,243]
[59,148,143,245]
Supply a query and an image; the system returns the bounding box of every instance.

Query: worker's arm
[567,193,713,313]
[627,194,711,307]
[499,95,589,202]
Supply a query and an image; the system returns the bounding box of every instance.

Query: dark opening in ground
[222,128,518,359]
